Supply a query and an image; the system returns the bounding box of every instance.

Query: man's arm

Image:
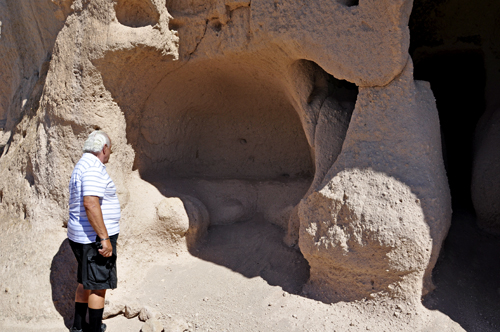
[83,196,113,257]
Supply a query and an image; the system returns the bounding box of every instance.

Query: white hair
[82,130,110,153]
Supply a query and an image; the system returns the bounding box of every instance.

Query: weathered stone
[141,318,164,332]
[299,62,451,302]
[163,317,189,332]
[103,301,125,319]
[124,302,142,319]
[139,305,160,322]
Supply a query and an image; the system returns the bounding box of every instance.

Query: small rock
[164,317,189,332]
[292,314,297,319]
[141,318,164,332]
[394,312,400,317]
[124,302,142,318]
[103,301,125,319]
[139,305,160,322]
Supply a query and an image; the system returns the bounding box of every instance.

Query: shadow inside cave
[50,239,78,328]
[423,208,500,332]
[190,213,310,295]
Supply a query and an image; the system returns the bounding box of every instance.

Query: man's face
[103,140,112,164]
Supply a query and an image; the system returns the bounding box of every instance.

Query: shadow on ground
[50,239,78,328]
[192,215,310,294]
[423,208,500,332]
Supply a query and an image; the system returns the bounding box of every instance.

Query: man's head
[83,130,112,164]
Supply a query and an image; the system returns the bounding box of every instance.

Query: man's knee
[75,283,90,302]
[90,289,106,297]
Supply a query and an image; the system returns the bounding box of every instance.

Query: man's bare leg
[75,283,91,303]
[88,289,106,309]
[88,289,106,332]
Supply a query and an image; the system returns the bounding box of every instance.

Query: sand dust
[2,211,489,332]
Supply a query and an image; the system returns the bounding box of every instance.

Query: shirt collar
[83,152,105,167]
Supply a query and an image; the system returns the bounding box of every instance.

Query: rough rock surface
[0,0,454,330]
[410,0,500,235]
[141,318,164,332]
[298,62,451,302]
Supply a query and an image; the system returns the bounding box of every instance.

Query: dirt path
[423,209,500,331]
[1,214,476,332]
[100,216,463,332]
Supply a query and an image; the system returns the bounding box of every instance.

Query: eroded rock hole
[135,59,314,230]
[413,52,485,210]
[95,52,317,290]
[410,0,500,328]
[95,53,314,226]
[210,19,222,32]
[25,158,35,187]
[115,0,159,27]
[134,62,314,183]
[168,19,183,31]
[22,204,27,220]
[337,0,359,7]
[410,0,493,212]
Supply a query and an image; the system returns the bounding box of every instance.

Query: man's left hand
[99,239,113,257]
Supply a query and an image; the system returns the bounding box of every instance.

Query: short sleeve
[81,166,107,198]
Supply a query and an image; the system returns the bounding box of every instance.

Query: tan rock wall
[299,62,451,303]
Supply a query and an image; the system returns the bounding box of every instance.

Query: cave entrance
[121,57,315,228]
[413,52,486,211]
[132,57,315,292]
[95,48,359,291]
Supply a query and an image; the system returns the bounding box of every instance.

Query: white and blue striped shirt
[67,153,120,244]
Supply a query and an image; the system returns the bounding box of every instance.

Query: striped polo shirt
[67,153,120,244]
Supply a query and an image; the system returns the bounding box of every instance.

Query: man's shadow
[50,239,78,327]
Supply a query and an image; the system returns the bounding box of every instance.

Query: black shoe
[81,322,107,332]
[69,327,83,332]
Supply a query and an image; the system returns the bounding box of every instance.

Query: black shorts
[69,234,119,290]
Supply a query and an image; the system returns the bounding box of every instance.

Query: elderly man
[67,130,120,332]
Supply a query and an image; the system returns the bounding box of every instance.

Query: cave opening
[413,52,486,211]
[114,0,160,28]
[129,58,316,229]
[94,45,361,290]
[410,0,500,328]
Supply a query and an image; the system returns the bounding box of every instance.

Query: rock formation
[409,0,500,234]
[0,0,455,326]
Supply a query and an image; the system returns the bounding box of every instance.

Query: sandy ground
[422,208,500,332]
[3,210,496,332]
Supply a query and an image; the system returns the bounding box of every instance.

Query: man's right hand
[98,239,113,257]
